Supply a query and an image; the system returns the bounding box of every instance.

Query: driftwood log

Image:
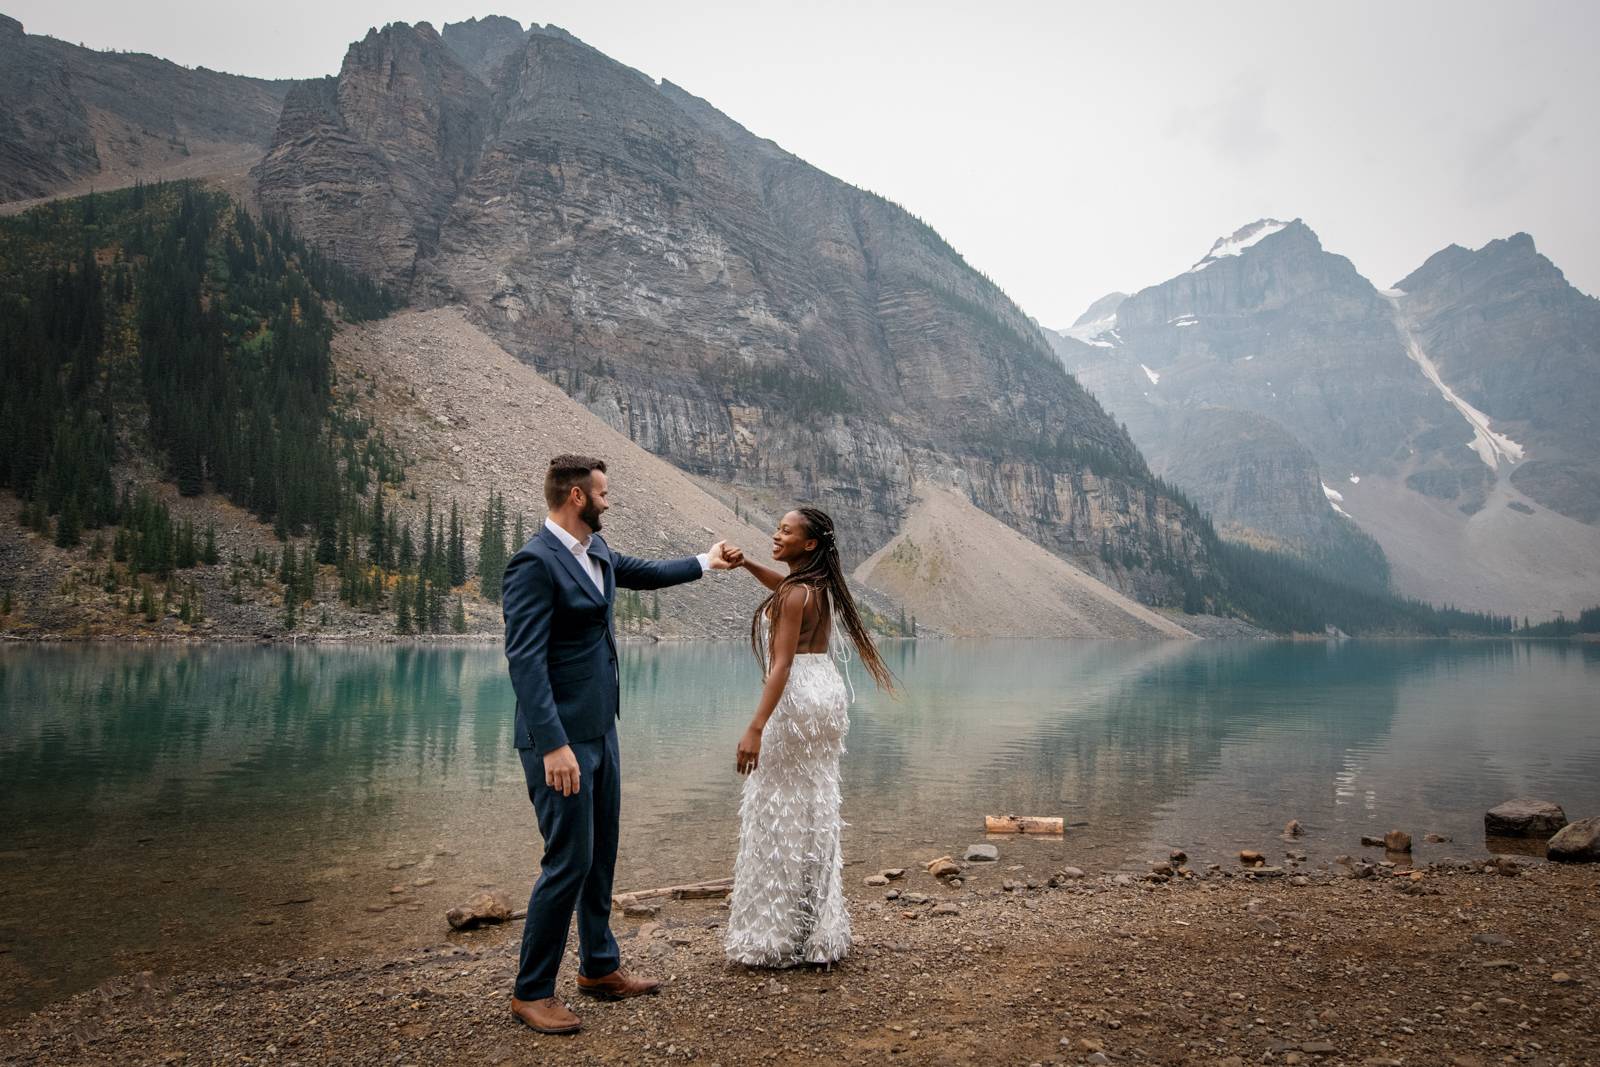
[984,814,1065,834]
[612,877,734,909]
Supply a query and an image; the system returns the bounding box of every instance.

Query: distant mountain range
[1049,220,1600,617]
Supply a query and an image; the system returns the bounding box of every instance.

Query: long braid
[748,507,895,693]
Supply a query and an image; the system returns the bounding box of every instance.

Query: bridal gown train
[723,649,852,967]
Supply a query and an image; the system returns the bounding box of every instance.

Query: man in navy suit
[504,454,737,1035]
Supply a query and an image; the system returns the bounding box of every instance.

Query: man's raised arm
[612,541,738,590]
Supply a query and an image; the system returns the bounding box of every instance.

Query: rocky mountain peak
[1071,291,1129,329]
[254,19,490,290]
[1388,231,1600,525]
[1395,231,1573,302]
[1057,291,1128,349]
[441,15,528,83]
[0,14,24,38]
[350,20,445,65]
[1188,217,1315,273]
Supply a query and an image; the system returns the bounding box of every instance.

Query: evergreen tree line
[273,486,523,635]
[1206,539,1515,636]
[0,180,399,552]
[1517,606,1600,638]
[390,490,526,635]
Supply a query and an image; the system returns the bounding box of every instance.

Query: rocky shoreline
[5,854,1594,1066]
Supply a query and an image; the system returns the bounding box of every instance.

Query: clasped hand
[708,541,746,569]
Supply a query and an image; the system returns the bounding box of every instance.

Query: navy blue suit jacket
[503,524,703,754]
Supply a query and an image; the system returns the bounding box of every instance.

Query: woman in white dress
[722,507,895,968]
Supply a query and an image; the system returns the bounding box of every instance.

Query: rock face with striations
[256,20,1209,600]
[253,22,490,292]
[0,15,289,202]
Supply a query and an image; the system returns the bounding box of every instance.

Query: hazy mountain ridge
[0,14,289,203]
[1052,220,1600,616]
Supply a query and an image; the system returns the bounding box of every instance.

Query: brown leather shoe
[510,995,581,1034]
[575,967,662,1001]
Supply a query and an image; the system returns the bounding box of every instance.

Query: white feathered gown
[723,652,852,967]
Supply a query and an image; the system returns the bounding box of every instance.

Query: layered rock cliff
[0,14,289,202]
[255,19,1211,603]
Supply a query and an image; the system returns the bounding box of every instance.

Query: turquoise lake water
[2,638,1597,1020]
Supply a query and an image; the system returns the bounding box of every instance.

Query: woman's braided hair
[749,506,894,692]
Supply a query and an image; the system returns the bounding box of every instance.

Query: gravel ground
[4,858,1594,1066]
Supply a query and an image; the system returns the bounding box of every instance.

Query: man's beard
[579,497,603,533]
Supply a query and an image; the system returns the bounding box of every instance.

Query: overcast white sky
[11,0,1597,326]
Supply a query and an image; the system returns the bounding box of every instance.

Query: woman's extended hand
[736,724,763,775]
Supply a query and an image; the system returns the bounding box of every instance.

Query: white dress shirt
[544,517,710,597]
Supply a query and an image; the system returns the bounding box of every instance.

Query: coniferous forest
[0,182,532,635]
[0,181,394,539]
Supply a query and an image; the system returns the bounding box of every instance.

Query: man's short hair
[545,454,606,509]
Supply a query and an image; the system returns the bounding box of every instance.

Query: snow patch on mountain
[1141,363,1161,385]
[1382,292,1526,470]
[1062,312,1119,347]
[1322,481,1351,517]
[1188,219,1290,273]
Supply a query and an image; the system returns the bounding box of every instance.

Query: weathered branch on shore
[612,877,734,909]
[611,876,736,908]
[984,814,1064,834]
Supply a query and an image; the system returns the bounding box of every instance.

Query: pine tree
[316,510,337,565]
[383,510,399,572]
[175,519,197,569]
[413,572,428,634]
[421,497,435,577]
[452,597,466,634]
[399,523,415,569]
[448,500,467,587]
[477,489,509,603]
[396,578,414,635]
[54,497,82,548]
[427,577,445,633]
[300,542,317,602]
[370,489,386,568]
[202,522,219,565]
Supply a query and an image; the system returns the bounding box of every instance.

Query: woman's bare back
[786,584,831,654]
